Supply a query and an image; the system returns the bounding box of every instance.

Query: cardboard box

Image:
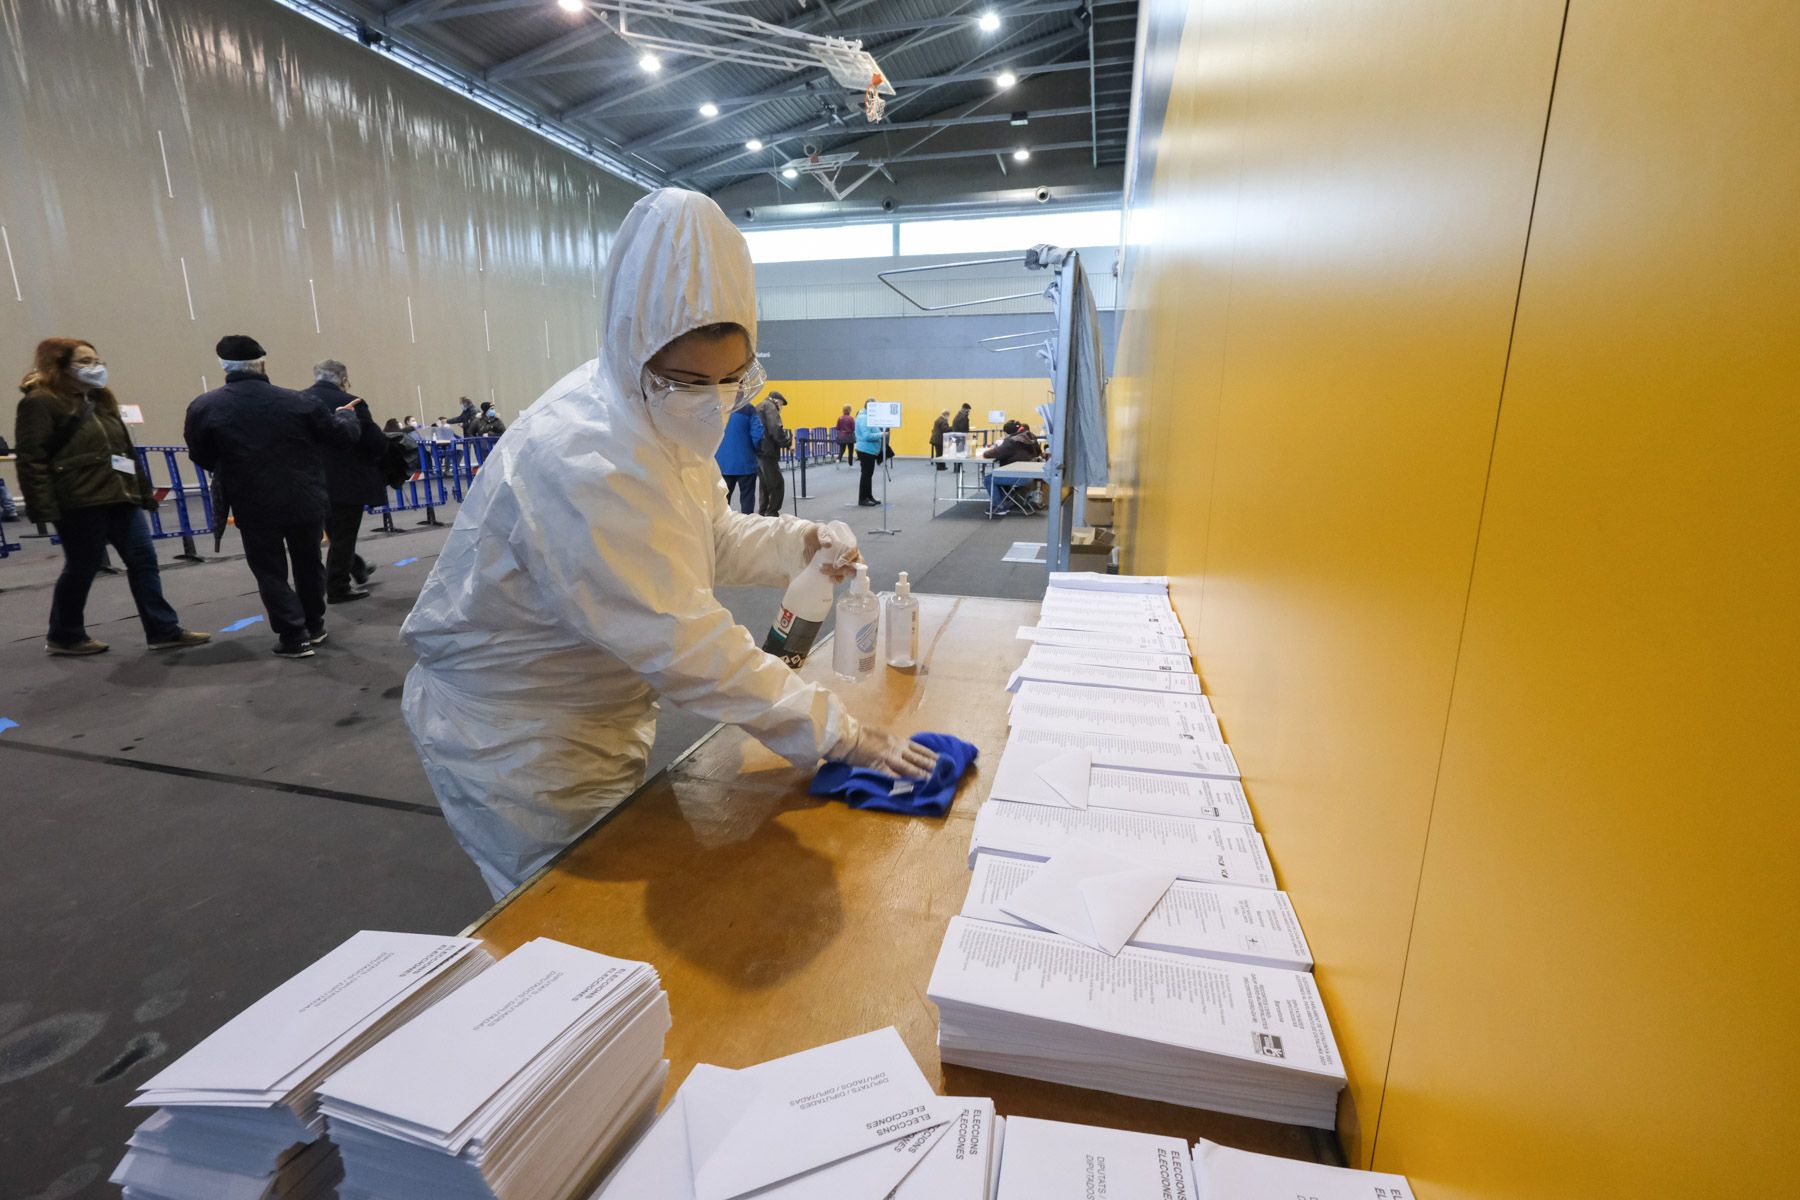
[1084,486,1115,527]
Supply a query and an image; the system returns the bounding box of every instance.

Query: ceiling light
[782,167,799,180]
[745,138,764,152]
[557,0,583,12]
[996,70,1017,89]
[978,11,1000,32]
[1013,148,1031,162]
[638,53,661,73]
[699,101,719,118]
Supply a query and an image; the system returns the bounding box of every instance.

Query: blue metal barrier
[0,511,19,559]
[365,436,497,533]
[135,446,213,560]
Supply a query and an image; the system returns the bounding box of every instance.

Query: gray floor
[0,456,1048,1200]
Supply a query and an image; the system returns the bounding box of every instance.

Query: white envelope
[686,1028,956,1200]
[998,843,1178,956]
[990,742,1090,810]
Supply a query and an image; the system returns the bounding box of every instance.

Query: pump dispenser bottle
[832,563,881,681]
[885,571,919,669]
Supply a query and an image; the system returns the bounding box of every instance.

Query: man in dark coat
[753,390,791,516]
[929,410,951,470]
[184,335,360,658]
[303,359,387,603]
[951,403,971,434]
[455,396,480,437]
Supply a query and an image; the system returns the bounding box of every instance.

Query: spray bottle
[885,571,919,669]
[832,563,881,681]
[763,549,836,668]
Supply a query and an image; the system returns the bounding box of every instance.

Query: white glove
[805,519,862,583]
[828,722,939,779]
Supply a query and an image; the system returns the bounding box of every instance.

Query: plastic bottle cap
[852,562,870,593]
[896,571,911,597]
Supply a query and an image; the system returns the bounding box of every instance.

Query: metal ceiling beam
[646,102,1126,153]
[384,0,468,28]
[605,55,1132,119]
[666,22,1088,180]
[389,0,542,26]
[486,22,611,82]
[686,139,1102,177]
[558,0,886,124]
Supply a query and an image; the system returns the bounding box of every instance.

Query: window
[898,209,1122,256]
[743,223,894,263]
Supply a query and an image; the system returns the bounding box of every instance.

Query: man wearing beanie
[184,335,362,658]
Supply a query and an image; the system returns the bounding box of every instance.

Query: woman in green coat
[13,337,209,655]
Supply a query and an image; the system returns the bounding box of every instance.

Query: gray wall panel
[0,0,643,447]
[759,311,1119,381]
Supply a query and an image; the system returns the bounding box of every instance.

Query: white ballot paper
[966,855,1313,970]
[138,930,487,1104]
[1004,726,1240,779]
[591,1030,965,1200]
[1019,643,1197,676]
[1034,606,1184,636]
[1192,1139,1416,1199]
[990,745,1254,823]
[888,1099,997,1200]
[1014,680,1212,717]
[970,802,1276,888]
[929,919,1345,1126]
[1008,659,1204,694]
[995,1117,1196,1200]
[997,843,1178,956]
[686,1028,961,1200]
[1047,572,1168,593]
[1018,625,1189,655]
[1009,697,1223,743]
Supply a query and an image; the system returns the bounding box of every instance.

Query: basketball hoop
[863,72,888,123]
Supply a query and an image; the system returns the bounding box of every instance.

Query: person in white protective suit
[400,189,938,898]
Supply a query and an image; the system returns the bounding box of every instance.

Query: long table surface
[469,593,1336,1164]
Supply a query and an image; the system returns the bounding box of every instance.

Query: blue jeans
[49,503,181,645]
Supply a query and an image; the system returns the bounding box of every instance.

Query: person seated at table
[980,420,1044,515]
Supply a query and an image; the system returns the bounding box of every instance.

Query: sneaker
[306,628,330,646]
[327,587,370,603]
[273,641,315,659]
[148,630,212,651]
[46,638,109,656]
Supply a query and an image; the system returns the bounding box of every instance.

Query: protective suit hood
[598,188,757,400]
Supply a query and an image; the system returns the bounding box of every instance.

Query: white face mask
[74,363,108,389]
[641,369,736,458]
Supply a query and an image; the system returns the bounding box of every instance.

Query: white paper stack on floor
[970,801,1276,888]
[929,918,1345,1126]
[588,1028,985,1200]
[1192,1140,1415,1198]
[992,1116,1195,1200]
[319,937,669,1200]
[112,930,492,1200]
[989,738,1253,822]
[964,853,1313,970]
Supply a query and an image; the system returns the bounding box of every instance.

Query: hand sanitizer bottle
[763,549,836,668]
[885,571,919,669]
[832,563,881,681]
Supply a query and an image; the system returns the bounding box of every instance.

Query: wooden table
[468,594,1336,1164]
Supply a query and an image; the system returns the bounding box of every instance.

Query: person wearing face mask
[399,188,940,898]
[13,338,211,655]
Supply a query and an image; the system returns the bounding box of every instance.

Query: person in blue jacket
[853,399,888,507]
[714,393,764,514]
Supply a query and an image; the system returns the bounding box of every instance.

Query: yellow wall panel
[768,378,1051,457]
[1112,0,1565,1165]
[1372,3,1800,1195]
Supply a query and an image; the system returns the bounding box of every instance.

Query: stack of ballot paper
[1018,624,1191,655]
[1046,571,1169,593]
[969,801,1276,888]
[989,741,1253,822]
[929,918,1345,1126]
[590,1028,1001,1200]
[992,1116,1195,1200]
[1002,725,1240,779]
[1192,1140,1415,1198]
[318,937,670,1200]
[964,852,1312,970]
[112,930,492,1200]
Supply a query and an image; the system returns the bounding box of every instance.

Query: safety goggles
[643,359,768,405]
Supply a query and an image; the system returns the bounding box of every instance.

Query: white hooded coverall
[400,189,851,897]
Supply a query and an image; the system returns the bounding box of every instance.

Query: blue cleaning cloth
[809,732,979,817]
